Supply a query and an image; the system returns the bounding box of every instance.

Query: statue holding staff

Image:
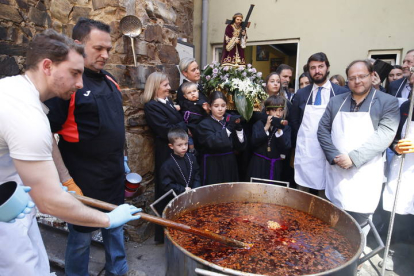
[221,12,247,67]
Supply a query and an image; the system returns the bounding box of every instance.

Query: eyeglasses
[347,73,370,82]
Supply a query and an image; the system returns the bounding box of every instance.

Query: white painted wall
[194,0,413,78]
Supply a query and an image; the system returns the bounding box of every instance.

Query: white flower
[213,68,219,74]
[257,72,262,78]
[206,75,211,81]
[223,66,229,71]
[252,68,257,73]
[247,64,252,68]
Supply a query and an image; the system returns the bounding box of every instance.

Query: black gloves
[226,115,243,131]
[271,117,285,130]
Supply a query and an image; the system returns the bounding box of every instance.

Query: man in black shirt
[45,18,130,276]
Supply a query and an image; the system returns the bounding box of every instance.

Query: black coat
[247,119,292,181]
[387,77,408,97]
[160,153,201,195]
[196,114,246,185]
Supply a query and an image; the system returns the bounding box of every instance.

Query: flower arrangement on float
[201,62,267,121]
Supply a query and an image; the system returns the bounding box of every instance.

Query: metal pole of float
[380,78,414,276]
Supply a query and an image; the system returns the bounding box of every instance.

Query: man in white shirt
[0,29,140,276]
[291,52,348,195]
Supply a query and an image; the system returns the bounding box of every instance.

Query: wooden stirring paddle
[72,194,249,249]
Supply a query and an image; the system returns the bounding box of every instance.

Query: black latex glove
[235,122,243,131]
[228,114,242,125]
[271,117,285,130]
[226,114,241,132]
[226,122,235,132]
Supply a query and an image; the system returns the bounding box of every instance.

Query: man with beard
[275,64,294,101]
[387,49,414,107]
[317,60,399,243]
[291,52,348,195]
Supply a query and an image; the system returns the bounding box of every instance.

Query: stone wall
[0,0,194,242]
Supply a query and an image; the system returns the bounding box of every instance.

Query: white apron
[326,90,384,213]
[0,209,50,275]
[383,120,414,214]
[294,88,334,190]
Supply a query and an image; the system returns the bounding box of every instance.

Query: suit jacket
[387,77,407,97]
[290,82,349,145]
[317,88,400,168]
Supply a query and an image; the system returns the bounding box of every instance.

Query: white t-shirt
[0,74,52,275]
[0,75,53,185]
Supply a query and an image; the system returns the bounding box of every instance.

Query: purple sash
[203,152,233,185]
[184,111,202,124]
[253,152,282,180]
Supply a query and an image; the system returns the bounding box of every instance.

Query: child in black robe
[247,95,291,181]
[196,91,246,185]
[179,82,209,153]
[160,127,201,195]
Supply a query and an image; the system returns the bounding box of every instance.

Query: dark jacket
[387,77,407,97]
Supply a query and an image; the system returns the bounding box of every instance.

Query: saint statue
[221,13,247,67]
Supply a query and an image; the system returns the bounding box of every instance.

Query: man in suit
[388,49,414,105]
[275,64,294,101]
[317,60,399,235]
[291,52,348,195]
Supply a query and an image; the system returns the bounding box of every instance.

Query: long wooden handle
[73,194,248,248]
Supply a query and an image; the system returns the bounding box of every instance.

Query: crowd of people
[0,14,413,275]
[143,49,414,273]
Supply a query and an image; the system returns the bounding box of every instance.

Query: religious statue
[221,13,247,67]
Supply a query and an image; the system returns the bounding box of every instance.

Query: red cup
[125,173,142,197]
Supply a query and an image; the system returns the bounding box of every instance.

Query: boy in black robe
[247,95,291,181]
[160,127,201,197]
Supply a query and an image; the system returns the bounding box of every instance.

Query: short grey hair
[179,57,197,73]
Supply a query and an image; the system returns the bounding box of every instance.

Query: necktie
[314,87,322,105]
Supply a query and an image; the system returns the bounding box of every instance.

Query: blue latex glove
[106,204,141,229]
[8,186,35,223]
[124,156,131,174]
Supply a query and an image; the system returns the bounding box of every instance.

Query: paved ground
[40,223,413,276]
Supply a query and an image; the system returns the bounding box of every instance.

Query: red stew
[169,202,354,276]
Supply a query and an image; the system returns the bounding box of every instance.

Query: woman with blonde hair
[143,71,187,243]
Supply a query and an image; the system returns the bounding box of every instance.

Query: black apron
[59,73,125,232]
